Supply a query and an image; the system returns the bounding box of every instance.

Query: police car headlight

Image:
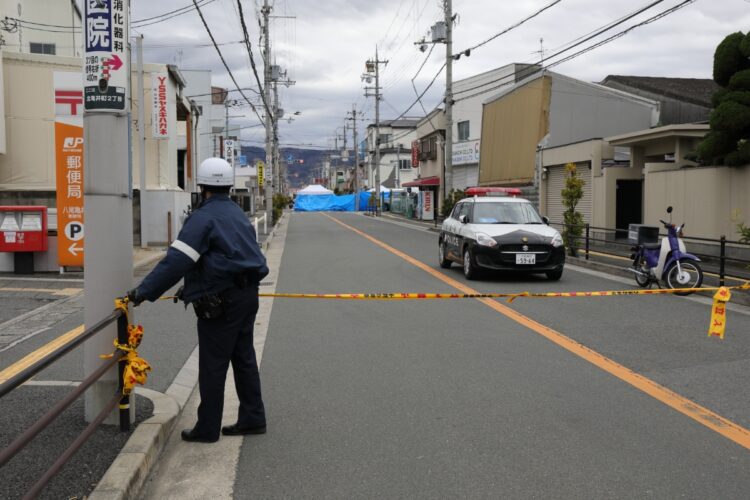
[476,232,497,247]
[551,233,564,247]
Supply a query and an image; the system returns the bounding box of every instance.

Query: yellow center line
[324,213,750,451]
[0,325,85,384]
[0,287,82,296]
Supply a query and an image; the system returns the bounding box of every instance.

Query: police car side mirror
[459,215,468,224]
[542,216,549,225]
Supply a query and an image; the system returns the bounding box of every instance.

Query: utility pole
[262,0,273,226]
[273,79,281,194]
[83,0,133,424]
[348,103,359,209]
[444,0,454,207]
[363,48,387,215]
[136,35,146,249]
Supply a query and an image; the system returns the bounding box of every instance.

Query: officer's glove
[126,288,144,307]
[173,285,184,304]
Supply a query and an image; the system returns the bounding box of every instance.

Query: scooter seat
[643,242,662,250]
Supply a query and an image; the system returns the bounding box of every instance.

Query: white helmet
[197,157,234,186]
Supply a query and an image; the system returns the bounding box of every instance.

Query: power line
[236,0,274,126]
[454,0,696,103]
[453,0,668,98]
[191,0,264,125]
[456,0,563,55]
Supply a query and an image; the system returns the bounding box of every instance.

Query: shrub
[561,163,585,256]
[441,189,466,218]
[738,222,750,244]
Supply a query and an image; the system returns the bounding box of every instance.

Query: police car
[438,188,565,280]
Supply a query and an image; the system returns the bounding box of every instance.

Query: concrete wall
[143,190,192,246]
[547,76,658,149]
[644,165,750,241]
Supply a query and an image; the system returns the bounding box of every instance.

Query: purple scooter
[629,206,703,295]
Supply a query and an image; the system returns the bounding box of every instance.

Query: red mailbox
[0,206,48,252]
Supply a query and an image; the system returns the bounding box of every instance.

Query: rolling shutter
[545,163,591,224]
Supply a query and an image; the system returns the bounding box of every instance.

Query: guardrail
[253,212,268,234]
[0,307,132,499]
[548,221,750,286]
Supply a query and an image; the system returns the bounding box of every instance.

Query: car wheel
[463,247,478,280]
[546,267,563,281]
[438,241,451,269]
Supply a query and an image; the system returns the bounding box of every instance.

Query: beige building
[479,70,659,211]
[403,108,445,215]
[0,50,197,257]
[539,123,750,243]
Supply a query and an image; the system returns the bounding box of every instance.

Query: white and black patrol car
[438,192,565,280]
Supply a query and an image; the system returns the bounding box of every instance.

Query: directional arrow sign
[107,54,123,71]
[68,242,83,256]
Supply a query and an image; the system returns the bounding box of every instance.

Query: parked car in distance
[439,195,565,280]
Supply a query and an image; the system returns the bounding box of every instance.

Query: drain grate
[259,281,275,287]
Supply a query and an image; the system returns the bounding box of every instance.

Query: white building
[0,0,83,58]
[365,118,420,189]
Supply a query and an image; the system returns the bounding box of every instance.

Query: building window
[399,159,410,170]
[30,43,56,55]
[378,133,391,145]
[457,121,470,141]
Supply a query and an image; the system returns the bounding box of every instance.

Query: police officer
[127,157,269,443]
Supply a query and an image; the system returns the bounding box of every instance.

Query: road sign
[84,0,128,112]
[55,71,85,267]
[224,139,235,162]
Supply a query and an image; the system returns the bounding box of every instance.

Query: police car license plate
[516,253,536,265]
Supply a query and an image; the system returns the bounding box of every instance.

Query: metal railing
[548,221,750,287]
[0,307,132,499]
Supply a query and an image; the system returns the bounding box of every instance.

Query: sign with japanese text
[257,160,265,187]
[224,139,235,165]
[84,0,128,112]
[421,190,434,221]
[54,72,85,267]
[151,72,169,138]
[708,287,731,339]
[452,140,480,166]
[411,140,420,168]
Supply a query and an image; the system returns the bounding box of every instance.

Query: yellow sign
[708,287,731,339]
[257,160,265,187]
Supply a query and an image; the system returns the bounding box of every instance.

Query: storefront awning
[402,176,440,187]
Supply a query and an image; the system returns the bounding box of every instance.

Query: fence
[253,212,268,234]
[0,307,132,499]
[548,221,750,287]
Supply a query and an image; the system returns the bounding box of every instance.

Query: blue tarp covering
[294,194,356,212]
[358,191,390,211]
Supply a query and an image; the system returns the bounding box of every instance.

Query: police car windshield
[472,201,543,224]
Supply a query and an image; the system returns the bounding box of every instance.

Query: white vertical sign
[151,72,170,138]
[83,0,128,112]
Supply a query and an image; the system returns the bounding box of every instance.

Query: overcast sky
[131,0,750,149]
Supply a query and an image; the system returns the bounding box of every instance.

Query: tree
[561,163,585,256]
[697,31,750,166]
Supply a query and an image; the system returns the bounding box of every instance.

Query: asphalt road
[235,212,750,499]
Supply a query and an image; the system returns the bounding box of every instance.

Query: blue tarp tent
[294,194,356,211]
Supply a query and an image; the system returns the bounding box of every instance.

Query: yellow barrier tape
[708,287,732,340]
[100,298,152,395]
[155,282,749,340]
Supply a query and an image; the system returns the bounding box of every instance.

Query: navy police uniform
[136,194,269,440]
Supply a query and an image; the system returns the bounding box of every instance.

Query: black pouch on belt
[192,293,225,320]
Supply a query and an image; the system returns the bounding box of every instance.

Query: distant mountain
[240,146,333,188]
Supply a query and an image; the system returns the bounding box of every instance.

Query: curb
[568,255,750,307]
[88,214,284,500]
